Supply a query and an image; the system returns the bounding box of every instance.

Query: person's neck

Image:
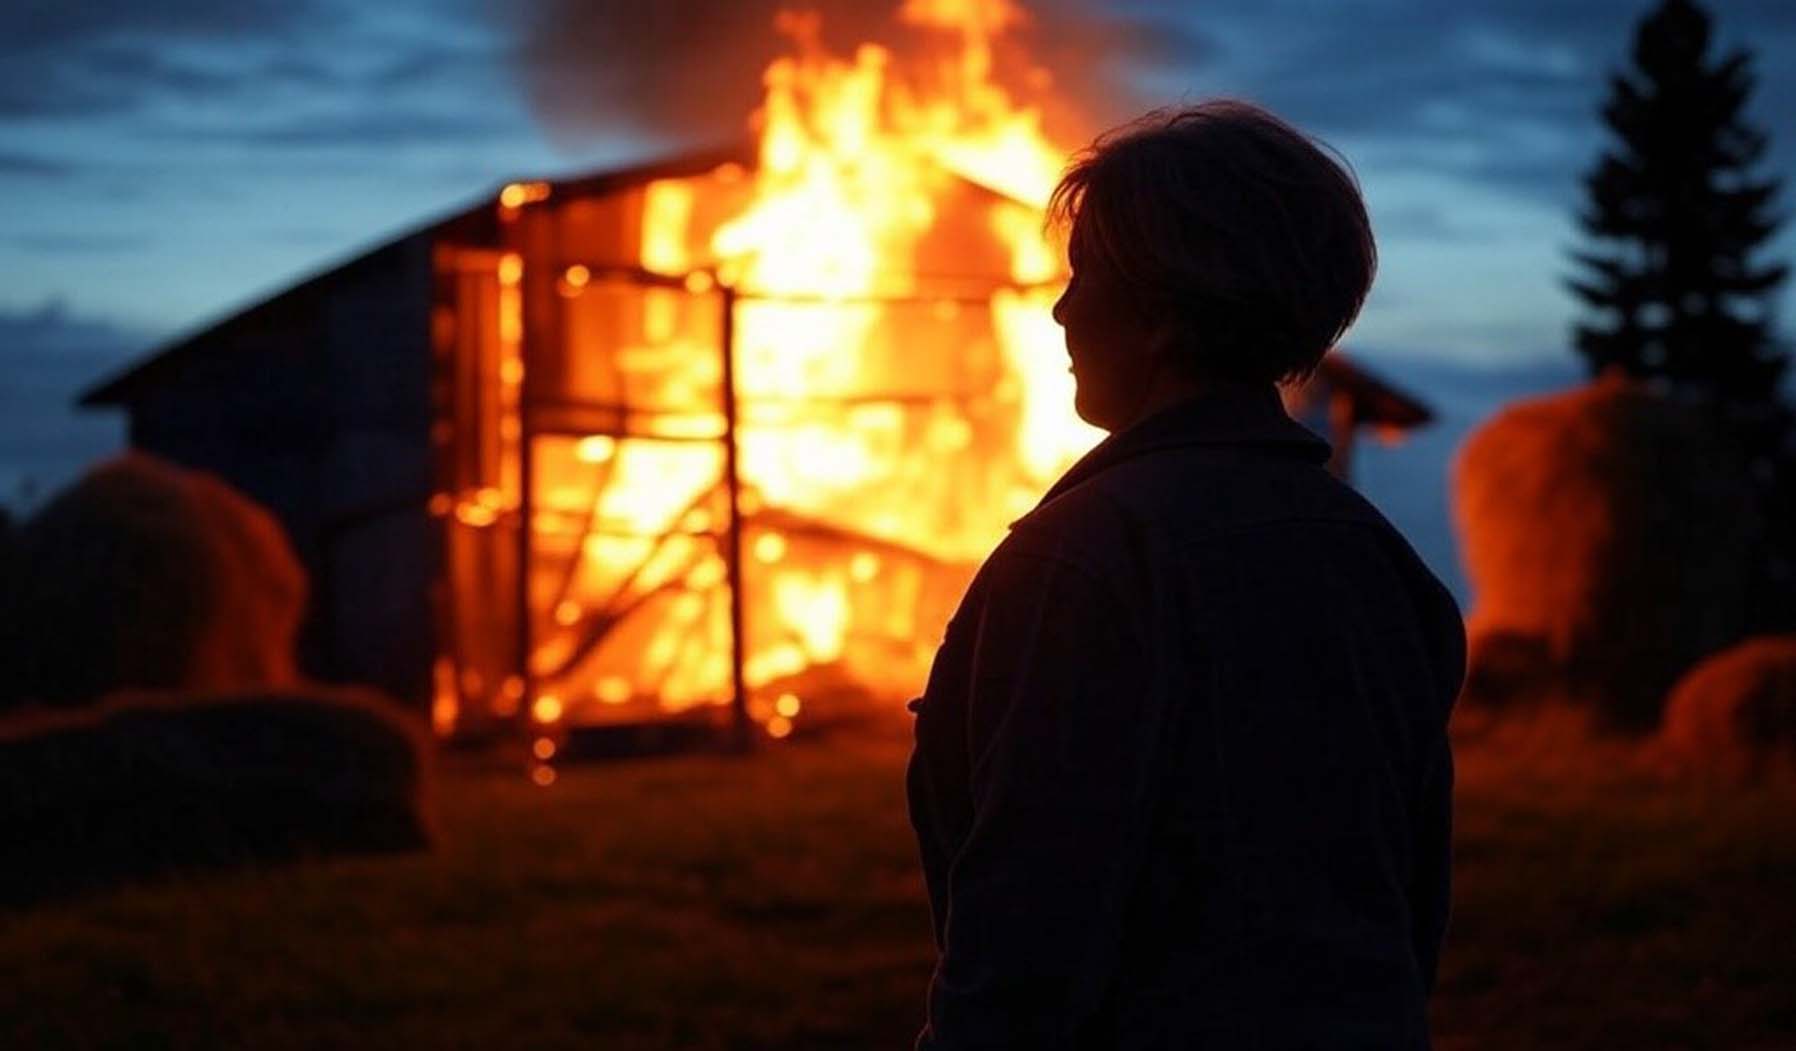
[1114,374,1284,435]
[1111,372,1216,433]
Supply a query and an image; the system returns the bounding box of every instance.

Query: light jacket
[907,383,1465,1049]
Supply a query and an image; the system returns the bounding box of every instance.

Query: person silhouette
[907,100,1466,1049]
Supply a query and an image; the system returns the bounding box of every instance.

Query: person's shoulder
[1008,443,1442,583]
[1021,443,1384,540]
[998,446,1266,588]
[950,494,1138,642]
[1002,467,1148,578]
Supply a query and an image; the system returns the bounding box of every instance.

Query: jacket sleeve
[1410,580,1464,996]
[918,546,1153,1050]
[1408,731,1452,993]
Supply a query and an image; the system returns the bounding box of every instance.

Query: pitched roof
[78,145,752,407]
[1316,353,1435,429]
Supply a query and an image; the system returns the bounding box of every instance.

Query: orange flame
[518,0,1099,733]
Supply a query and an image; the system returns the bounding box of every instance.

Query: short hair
[1047,100,1376,385]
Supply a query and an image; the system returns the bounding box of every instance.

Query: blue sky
[0,0,1791,538]
[2,0,1791,350]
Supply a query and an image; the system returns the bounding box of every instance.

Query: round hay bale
[1451,375,1755,729]
[181,468,307,689]
[0,686,433,907]
[8,454,306,707]
[1656,636,1796,785]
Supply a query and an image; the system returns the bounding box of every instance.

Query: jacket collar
[1028,382,1333,514]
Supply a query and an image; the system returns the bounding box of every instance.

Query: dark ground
[1,713,1791,1050]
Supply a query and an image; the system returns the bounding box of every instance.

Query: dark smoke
[501,0,1215,151]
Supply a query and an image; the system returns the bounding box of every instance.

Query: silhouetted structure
[1568,0,1787,398]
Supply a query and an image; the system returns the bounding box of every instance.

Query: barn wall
[125,234,440,705]
[127,304,335,554]
[315,234,439,706]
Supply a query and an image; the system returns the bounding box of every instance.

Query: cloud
[0,299,151,361]
[0,299,151,509]
[0,0,315,51]
[365,40,511,91]
[0,150,73,177]
[153,108,527,150]
[1127,0,1796,207]
[0,1,514,127]
[0,4,539,186]
[0,48,358,121]
[0,0,333,119]
[10,233,155,255]
[1374,204,1483,244]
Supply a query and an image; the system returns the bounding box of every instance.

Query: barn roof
[77,145,752,407]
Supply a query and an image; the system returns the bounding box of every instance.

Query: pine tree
[1568,0,1788,402]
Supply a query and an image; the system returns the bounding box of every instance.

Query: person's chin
[1071,388,1116,432]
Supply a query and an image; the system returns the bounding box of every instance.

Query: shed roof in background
[1315,354,1435,430]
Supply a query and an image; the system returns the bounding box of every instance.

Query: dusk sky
[2,0,1793,524]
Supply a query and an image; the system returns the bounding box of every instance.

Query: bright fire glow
[484,0,1100,736]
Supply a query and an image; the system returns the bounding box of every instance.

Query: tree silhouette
[1568,0,1788,401]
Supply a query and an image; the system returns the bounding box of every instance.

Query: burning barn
[77,11,1431,750]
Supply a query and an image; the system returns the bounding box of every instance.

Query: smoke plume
[501,0,1211,151]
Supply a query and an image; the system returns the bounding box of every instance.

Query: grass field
[2,713,1791,1050]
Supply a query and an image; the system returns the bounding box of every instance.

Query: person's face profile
[1052,223,1157,431]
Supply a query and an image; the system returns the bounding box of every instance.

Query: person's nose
[1051,277,1073,327]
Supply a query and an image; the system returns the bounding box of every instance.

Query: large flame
[451,0,1102,743]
